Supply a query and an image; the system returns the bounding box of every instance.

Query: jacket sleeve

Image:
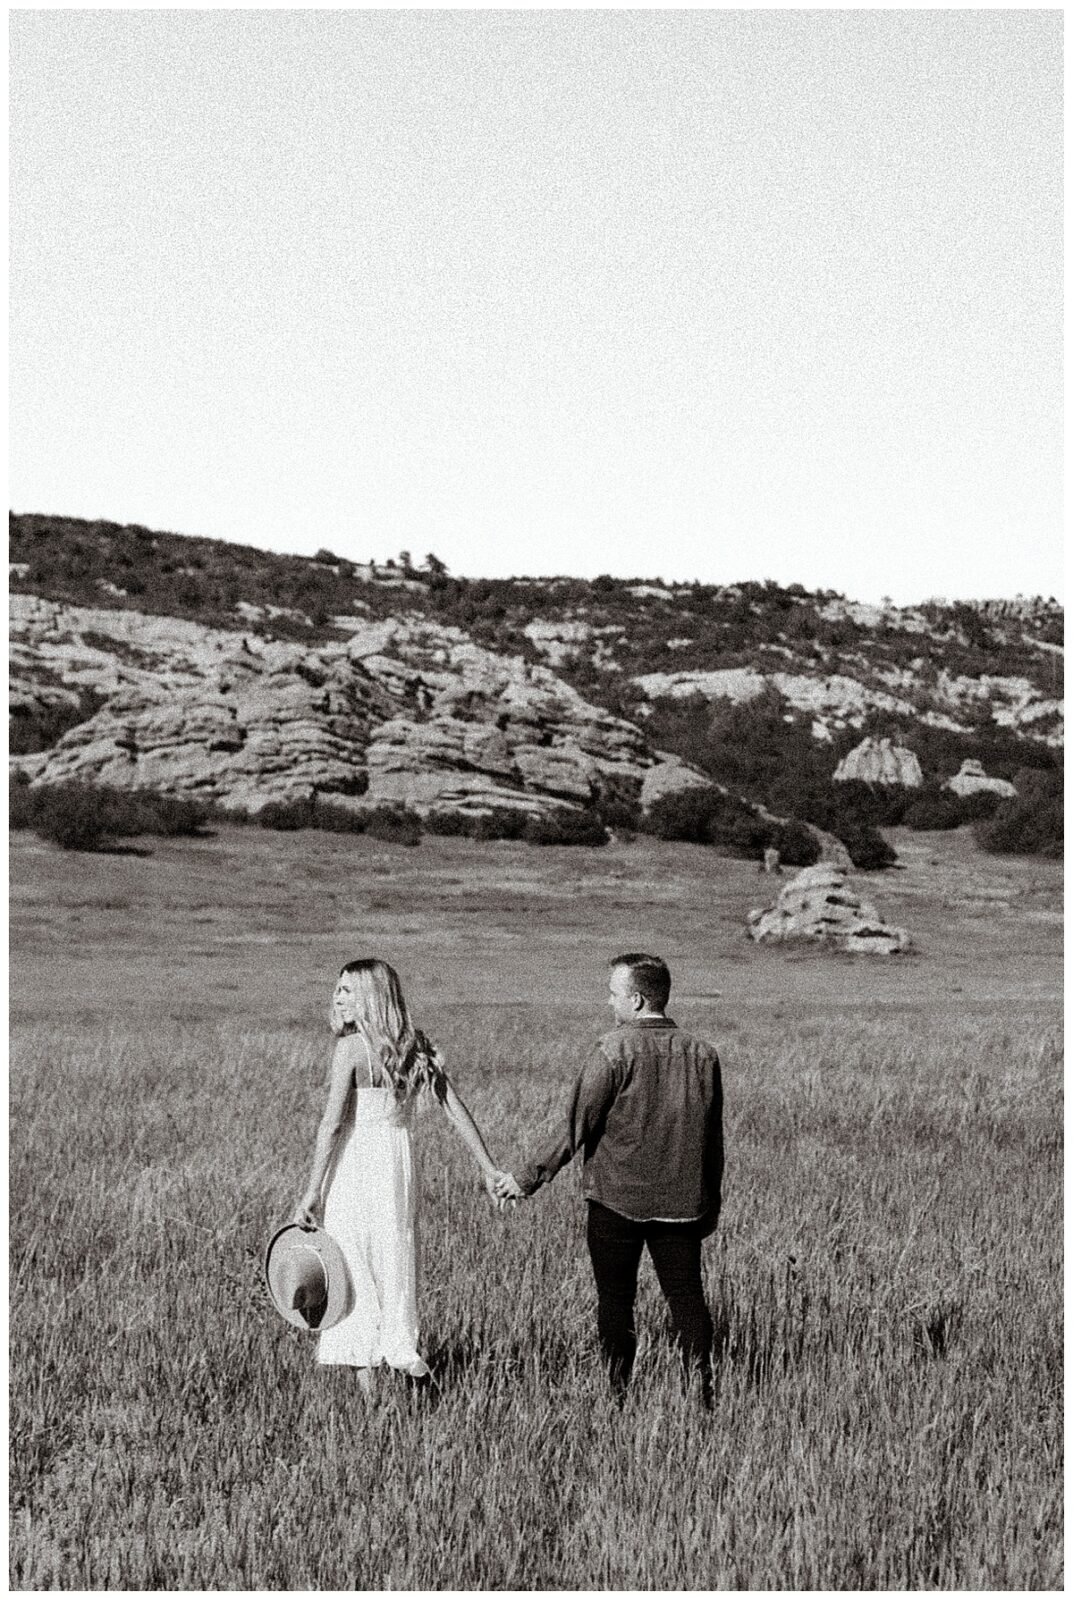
[515,1048,620,1196]
[700,1055,724,1237]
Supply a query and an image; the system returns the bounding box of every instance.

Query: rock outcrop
[748,864,910,954]
[833,737,923,787]
[943,759,1017,799]
[11,601,713,821]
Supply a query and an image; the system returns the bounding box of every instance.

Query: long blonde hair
[335,959,446,1104]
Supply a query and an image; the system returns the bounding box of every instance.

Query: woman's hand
[293,1198,321,1230]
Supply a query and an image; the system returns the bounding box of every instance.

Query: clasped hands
[485,1169,524,1210]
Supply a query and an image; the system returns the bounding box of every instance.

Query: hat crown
[276,1245,327,1315]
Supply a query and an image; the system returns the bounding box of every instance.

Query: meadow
[9,824,1063,1588]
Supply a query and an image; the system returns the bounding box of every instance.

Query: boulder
[748,863,910,954]
[639,752,715,812]
[833,737,923,787]
[943,759,1017,799]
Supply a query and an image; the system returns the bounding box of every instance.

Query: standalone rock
[943,759,1017,799]
[833,736,923,787]
[748,864,910,954]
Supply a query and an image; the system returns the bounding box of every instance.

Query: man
[495,953,723,1402]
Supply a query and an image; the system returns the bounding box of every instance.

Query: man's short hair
[611,952,671,1011]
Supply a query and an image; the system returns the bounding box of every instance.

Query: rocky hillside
[10,595,717,824]
[9,513,1064,850]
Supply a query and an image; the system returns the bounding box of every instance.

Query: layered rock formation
[833,737,923,787]
[748,864,910,954]
[11,601,713,821]
[943,759,1017,799]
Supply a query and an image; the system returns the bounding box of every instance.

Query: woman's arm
[438,1074,503,1195]
[293,1036,358,1226]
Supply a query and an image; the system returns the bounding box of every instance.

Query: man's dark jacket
[516,1016,723,1230]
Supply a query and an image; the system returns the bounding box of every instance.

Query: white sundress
[317,1055,428,1377]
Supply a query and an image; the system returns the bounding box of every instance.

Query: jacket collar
[621,1015,677,1030]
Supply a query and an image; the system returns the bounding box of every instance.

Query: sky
[9,7,1063,604]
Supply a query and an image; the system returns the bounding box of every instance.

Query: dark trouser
[586,1201,714,1400]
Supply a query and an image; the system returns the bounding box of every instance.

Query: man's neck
[634,1008,666,1021]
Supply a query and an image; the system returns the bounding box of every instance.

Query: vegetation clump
[523,809,609,847]
[973,770,1063,858]
[364,806,423,847]
[10,775,212,851]
[643,788,821,867]
[9,689,108,756]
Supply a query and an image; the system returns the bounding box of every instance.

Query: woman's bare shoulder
[331,1032,367,1067]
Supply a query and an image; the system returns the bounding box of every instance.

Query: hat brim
[265,1223,352,1332]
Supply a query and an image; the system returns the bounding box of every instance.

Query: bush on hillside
[903,788,1000,831]
[257,798,316,831]
[365,806,422,847]
[311,802,367,834]
[703,794,774,858]
[523,808,608,847]
[33,786,110,850]
[594,788,643,834]
[422,810,471,837]
[9,690,108,756]
[643,788,718,844]
[423,807,530,841]
[838,824,898,871]
[472,809,529,841]
[9,770,36,829]
[9,780,212,851]
[973,770,1063,858]
[772,820,821,867]
[644,786,787,860]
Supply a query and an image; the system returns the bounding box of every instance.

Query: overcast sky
[9,8,1063,603]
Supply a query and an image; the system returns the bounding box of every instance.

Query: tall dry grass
[10,1005,1062,1588]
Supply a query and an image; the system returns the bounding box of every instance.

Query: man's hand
[493,1171,524,1202]
[483,1169,517,1210]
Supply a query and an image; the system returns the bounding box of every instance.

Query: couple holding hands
[269,953,723,1403]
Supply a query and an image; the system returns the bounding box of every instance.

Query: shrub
[28,784,115,851]
[312,802,367,834]
[257,798,316,831]
[11,781,213,850]
[8,689,108,755]
[422,810,472,837]
[644,788,718,844]
[828,780,912,829]
[472,808,529,841]
[9,770,36,829]
[595,790,643,833]
[772,820,821,867]
[142,793,213,836]
[974,771,1063,858]
[365,806,422,847]
[644,786,791,860]
[523,808,608,847]
[703,794,774,858]
[902,791,966,831]
[838,824,898,870]
[903,788,1000,832]
[423,807,530,841]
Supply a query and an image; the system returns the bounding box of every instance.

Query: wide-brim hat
[265,1224,352,1331]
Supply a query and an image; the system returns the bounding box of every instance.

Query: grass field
[9,824,1063,1588]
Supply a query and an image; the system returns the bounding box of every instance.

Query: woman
[293,958,504,1385]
